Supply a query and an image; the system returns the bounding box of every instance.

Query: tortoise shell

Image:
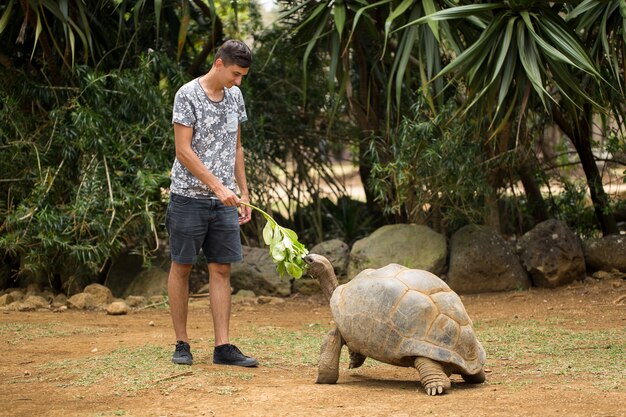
[330,264,486,375]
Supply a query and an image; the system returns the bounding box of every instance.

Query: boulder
[6,301,35,312]
[83,284,114,307]
[23,295,50,309]
[309,239,350,277]
[104,253,146,298]
[448,225,531,293]
[122,267,169,298]
[125,295,147,308]
[8,290,24,301]
[583,235,626,273]
[516,219,586,288]
[349,224,447,279]
[52,293,67,308]
[106,301,130,315]
[230,246,291,296]
[292,278,321,295]
[296,239,350,295]
[0,293,14,307]
[68,293,96,310]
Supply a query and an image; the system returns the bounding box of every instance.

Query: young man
[166,40,257,367]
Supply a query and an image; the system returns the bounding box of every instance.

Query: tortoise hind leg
[348,350,366,369]
[414,357,451,396]
[316,326,344,384]
[462,370,486,384]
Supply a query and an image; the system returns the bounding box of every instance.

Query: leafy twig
[240,202,309,279]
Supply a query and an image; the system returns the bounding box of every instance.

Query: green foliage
[242,203,309,279]
[369,99,492,233]
[240,24,356,246]
[0,52,180,290]
[547,181,600,239]
[291,196,376,246]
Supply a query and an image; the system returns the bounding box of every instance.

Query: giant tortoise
[304,254,486,395]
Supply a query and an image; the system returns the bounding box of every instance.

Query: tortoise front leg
[348,350,366,369]
[462,370,486,384]
[316,326,343,384]
[414,357,451,395]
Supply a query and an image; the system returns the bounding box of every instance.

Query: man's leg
[168,261,193,343]
[209,261,258,367]
[208,262,231,346]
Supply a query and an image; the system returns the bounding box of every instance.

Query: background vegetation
[0,0,624,292]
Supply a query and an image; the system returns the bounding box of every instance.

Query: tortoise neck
[319,265,339,303]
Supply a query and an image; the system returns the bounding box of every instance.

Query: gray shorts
[165,193,242,264]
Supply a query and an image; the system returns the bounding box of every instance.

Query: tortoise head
[304,254,338,303]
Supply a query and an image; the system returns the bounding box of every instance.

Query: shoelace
[176,342,190,353]
[223,344,245,356]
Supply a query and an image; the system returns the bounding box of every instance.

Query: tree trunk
[518,162,549,224]
[350,37,384,218]
[552,105,618,236]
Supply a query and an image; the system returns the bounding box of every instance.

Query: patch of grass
[475,318,626,391]
[239,325,328,368]
[239,324,382,370]
[212,370,255,381]
[0,322,106,344]
[35,345,186,393]
[22,342,257,396]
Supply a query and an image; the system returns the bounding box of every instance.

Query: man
[166,40,257,367]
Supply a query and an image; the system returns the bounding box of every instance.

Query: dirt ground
[1,277,625,417]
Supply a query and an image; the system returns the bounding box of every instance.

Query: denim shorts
[165,193,242,264]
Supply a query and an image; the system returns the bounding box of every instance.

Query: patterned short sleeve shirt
[170,78,247,199]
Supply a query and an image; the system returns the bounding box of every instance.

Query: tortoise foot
[463,370,486,384]
[316,370,339,384]
[348,351,366,369]
[415,357,451,396]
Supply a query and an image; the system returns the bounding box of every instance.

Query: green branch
[240,202,309,279]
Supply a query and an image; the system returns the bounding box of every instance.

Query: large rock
[349,224,447,279]
[230,246,291,296]
[104,253,146,298]
[83,283,114,307]
[583,235,626,272]
[309,239,350,277]
[448,225,530,293]
[0,293,15,306]
[68,293,96,310]
[296,239,350,295]
[106,301,130,315]
[516,219,586,288]
[122,267,169,298]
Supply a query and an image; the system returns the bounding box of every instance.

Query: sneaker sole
[213,359,258,367]
[172,358,193,365]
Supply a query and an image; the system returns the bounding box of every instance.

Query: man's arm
[234,126,251,224]
[173,123,239,206]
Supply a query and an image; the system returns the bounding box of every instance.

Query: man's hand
[214,186,239,207]
[238,194,252,225]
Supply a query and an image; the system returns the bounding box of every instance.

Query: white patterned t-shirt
[170,78,247,199]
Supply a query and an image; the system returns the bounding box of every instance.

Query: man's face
[217,59,249,88]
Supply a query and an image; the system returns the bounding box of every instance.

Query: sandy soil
[1,277,625,417]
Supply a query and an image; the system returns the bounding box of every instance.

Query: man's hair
[215,40,252,68]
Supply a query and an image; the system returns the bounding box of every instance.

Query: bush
[0,52,181,292]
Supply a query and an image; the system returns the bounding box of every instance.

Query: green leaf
[271,241,286,262]
[0,0,14,34]
[394,3,506,33]
[177,0,190,62]
[241,202,309,279]
[262,222,273,245]
[285,262,303,279]
[333,2,346,38]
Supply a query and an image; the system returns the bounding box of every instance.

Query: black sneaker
[172,341,193,365]
[213,344,258,367]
